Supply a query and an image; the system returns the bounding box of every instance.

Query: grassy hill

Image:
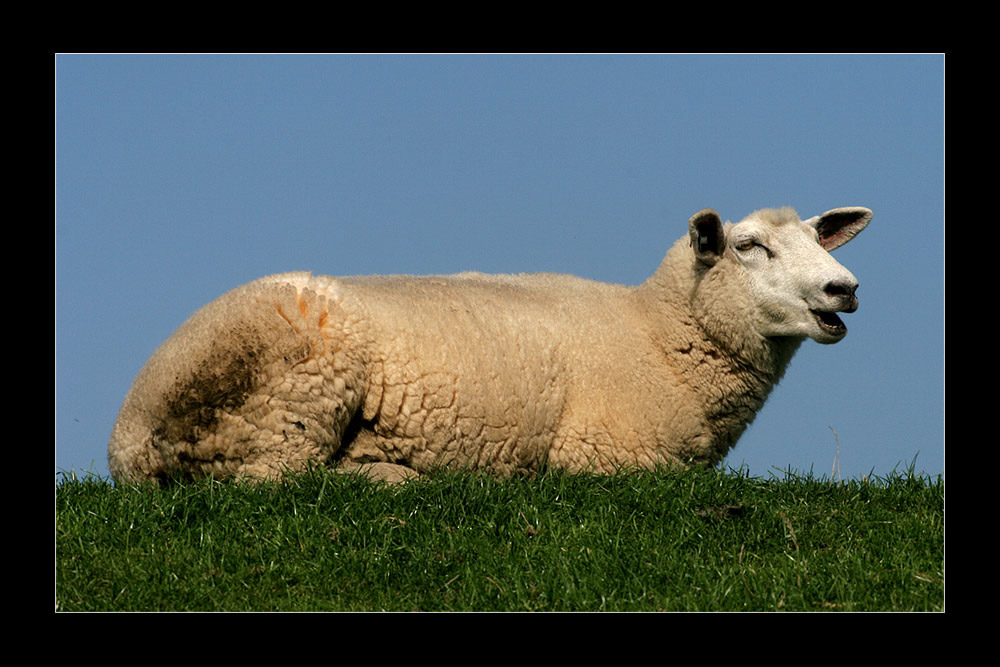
[56,464,943,612]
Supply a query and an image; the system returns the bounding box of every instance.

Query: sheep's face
[690,206,872,345]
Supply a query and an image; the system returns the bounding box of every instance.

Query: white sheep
[108,205,872,484]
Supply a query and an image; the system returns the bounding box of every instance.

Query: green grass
[56,464,943,611]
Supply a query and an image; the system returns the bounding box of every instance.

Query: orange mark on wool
[274,304,293,327]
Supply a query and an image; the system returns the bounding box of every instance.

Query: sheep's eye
[735,239,772,258]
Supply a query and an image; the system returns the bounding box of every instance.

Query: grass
[56,464,943,612]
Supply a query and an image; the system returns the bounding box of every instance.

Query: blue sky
[56,54,944,482]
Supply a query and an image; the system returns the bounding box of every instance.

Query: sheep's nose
[824,280,859,312]
[824,280,857,298]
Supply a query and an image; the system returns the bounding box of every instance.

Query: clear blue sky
[56,54,944,481]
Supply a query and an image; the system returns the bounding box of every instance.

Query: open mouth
[812,310,847,336]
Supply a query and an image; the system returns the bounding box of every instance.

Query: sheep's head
[689,206,872,345]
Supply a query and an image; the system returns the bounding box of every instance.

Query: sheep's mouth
[812,309,847,335]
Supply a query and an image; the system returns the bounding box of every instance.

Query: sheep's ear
[689,209,725,266]
[806,207,873,251]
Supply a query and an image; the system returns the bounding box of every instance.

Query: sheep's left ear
[689,209,726,266]
[806,207,873,251]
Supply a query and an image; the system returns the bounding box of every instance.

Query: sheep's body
[108,206,871,484]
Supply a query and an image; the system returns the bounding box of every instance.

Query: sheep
[108,205,872,485]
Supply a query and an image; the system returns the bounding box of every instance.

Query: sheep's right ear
[805,207,873,251]
[689,209,725,266]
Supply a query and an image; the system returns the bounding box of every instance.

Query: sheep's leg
[109,276,370,484]
[333,460,419,484]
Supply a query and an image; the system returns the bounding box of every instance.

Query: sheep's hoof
[334,461,419,484]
